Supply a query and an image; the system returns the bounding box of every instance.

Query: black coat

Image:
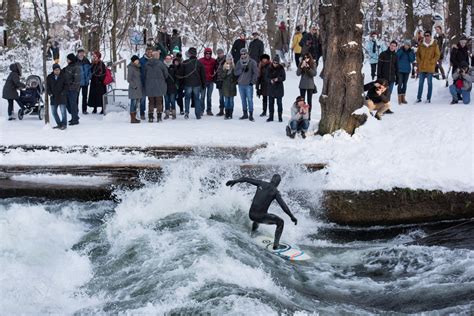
[266,64,286,98]
[63,62,81,92]
[377,49,398,83]
[249,39,264,63]
[177,57,206,88]
[88,61,107,108]
[257,62,271,96]
[365,82,390,104]
[166,64,178,95]
[450,44,470,73]
[47,72,67,105]
[299,33,322,61]
[2,63,25,100]
[231,39,246,63]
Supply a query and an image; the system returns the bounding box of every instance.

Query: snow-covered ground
[1,63,473,192]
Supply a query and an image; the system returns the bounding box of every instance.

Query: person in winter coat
[434,25,446,79]
[139,46,154,120]
[219,53,238,119]
[396,40,416,104]
[286,96,310,139]
[47,64,68,129]
[2,63,25,120]
[266,55,286,122]
[449,61,472,104]
[88,51,107,114]
[364,79,391,120]
[76,48,92,115]
[63,53,81,125]
[248,32,264,63]
[256,54,271,117]
[450,36,470,75]
[163,54,178,119]
[177,47,206,119]
[214,48,226,116]
[274,21,290,67]
[127,55,143,123]
[416,30,440,103]
[198,48,217,115]
[170,29,182,53]
[365,31,387,81]
[157,26,171,52]
[173,54,185,115]
[234,48,258,121]
[377,40,399,102]
[296,53,317,120]
[144,50,169,122]
[231,33,247,64]
[411,30,424,78]
[291,26,303,66]
[300,26,323,68]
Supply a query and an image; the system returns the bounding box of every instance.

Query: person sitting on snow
[364,78,391,120]
[286,96,310,138]
[449,61,472,104]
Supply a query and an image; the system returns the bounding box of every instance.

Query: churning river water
[1,161,473,314]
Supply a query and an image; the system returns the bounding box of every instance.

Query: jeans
[449,85,471,104]
[164,93,176,111]
[139,95,147,115]
[66,90,79,123]
[238,85,254,112]
[185,86,202,118]
[80,85,89,112]
[130,98,140,113]
[224,96,234,110]
[289,119,309,132]
[397,72,410,94]
[7,99,24,116]
[269,96,283,114]
[417,72,433,101]
[387,81,395,100]
[200,82,214,112]
[176,88,184,112]
[218,88,225,109]
[51,103,67,127]
[275,50,288,65]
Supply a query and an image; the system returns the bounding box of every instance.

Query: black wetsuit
[226,174,297,249]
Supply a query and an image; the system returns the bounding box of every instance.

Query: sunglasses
[424,34,431,37]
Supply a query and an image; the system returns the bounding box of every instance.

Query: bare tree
[404,0,415,38]
[447,0,461,46]
[318,0,366,135]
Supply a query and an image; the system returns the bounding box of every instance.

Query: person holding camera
[296,53,317,120]
[364,78,391,120]
[449,61,472,104]
[286,96,310,139]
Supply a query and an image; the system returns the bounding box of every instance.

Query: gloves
[291,217,298,225]
[226,180,236,187]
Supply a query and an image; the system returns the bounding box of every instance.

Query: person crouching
[449,61,472,104]
[286,96,310,138]
[364,79,391,120]
[47,64,68,129]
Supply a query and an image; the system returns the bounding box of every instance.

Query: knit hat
[67,53,77,63]
[252,31,259,36]
[187,47,197,57]
[131,55,139,62]
[260,54,270,61]
[204,47,212,54]
[460,61,469,69]
[240,48,248,54]
[216,48,224,54]
[172,29,178,35]
[172,46,180,54]
[403,39,411,46]
[226,53,233,61]
[52,64,61,70]
[77,47,85,53]
[273,55,280,63]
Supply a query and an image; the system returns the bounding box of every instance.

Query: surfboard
[253,235,311,261]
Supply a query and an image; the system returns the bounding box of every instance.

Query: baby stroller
[18,75,45,120]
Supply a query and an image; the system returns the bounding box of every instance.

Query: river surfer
[226,174,298,250]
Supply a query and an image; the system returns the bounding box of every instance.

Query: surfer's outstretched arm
[276,193,298,225]
[226,177,262,187]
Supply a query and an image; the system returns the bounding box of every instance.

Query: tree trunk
[80,0,92,51]
[447,0,461,46]
[461,0,468,34]
[67,0,72,29]
[404,0,415,39]
[111,0,118,62]
[375,0,383,35]
[265,0,277,55]
[317,0,366,136]
[5,0,19,29]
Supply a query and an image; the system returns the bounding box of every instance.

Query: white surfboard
[253,235,311,261]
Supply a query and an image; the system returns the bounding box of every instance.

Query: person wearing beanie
[76,48,92,115]
[88,51,107,114]
[47,63,68,129]
[216,53,237,119]
[257,54,271,117]
[248,31,264,63]
[64,52,81,125]
[274,21,290,68]
[266,55,286,122]
[234,47,258,121]
[416,30,440,103]
[214,48,226,116]
[127,55,143,123]
[231,32,247,64]
[199,47,217,116]
[170,28,182,53]
[396,39,416,104]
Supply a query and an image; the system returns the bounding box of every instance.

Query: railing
[103,88,128,114]
[110,58,127,81]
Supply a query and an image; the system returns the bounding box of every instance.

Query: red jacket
[199,56,217,82]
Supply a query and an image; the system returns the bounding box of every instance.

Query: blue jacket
[396,47,415,74]
[77,56,91,87]
[365,39,387,64]
[139,55,151,86]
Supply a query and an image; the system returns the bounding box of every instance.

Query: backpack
[103,67,114,86]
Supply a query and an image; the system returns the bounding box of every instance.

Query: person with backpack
[2,63,26,121]
[47,64,68,129]
[449,61,472,104]
[266,55,286,122]
[64,53,81,125]
[88,51,107,114]
[127,55,142,123]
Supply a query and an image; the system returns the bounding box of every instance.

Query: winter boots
[398,94,408,104]
[140,112,145,120]
[249,111,254,122]
[278,112,283,122]
[171,109,177,119]
[239,111,248,120]
[130,112,141,124]
[216,108,224,116]
[224,109,231,120]
[266,113,274,122]
[259,111,267,117]
[157,113,162,122]
[148,113,154,123]
[164,110,170,120]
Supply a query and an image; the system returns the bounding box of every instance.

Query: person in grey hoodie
[127,55,143,123]
[234,48,258,121]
